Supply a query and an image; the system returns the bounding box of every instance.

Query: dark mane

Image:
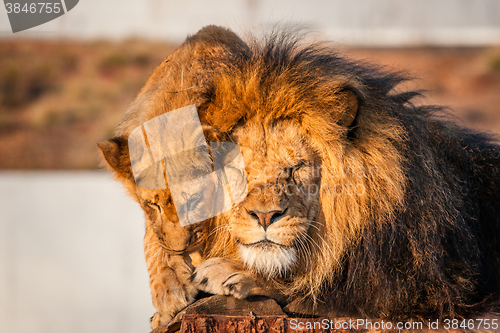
[199,28,500,319]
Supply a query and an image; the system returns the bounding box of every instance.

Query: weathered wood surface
[151,295,497,333]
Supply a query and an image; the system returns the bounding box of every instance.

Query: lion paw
[191,257,256,299]
[150,312,167,329]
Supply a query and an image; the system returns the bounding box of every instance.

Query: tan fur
[143,226,197,327]
[99,26,420,326]
[98,26,251,328]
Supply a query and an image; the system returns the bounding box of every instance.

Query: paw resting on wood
[190,257,256,299]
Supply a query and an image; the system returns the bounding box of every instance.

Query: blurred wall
[0,172,153,333]
[0,0,499,45]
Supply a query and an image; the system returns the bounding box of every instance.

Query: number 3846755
[443,318,498,330]
[5,3,62,14]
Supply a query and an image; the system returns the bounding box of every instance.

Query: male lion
[99,26,500,329]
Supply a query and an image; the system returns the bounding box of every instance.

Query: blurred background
[0,1,499,332]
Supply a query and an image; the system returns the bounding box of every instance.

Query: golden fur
[100,26,500,328]
[199,54,406,303]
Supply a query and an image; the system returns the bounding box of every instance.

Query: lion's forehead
[232,119,318,181]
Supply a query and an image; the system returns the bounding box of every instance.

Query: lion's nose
[246,208,288,230]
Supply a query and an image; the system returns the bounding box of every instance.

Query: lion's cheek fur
[230,216,309,247]
[265,218,310,247]
[230,219,266,244]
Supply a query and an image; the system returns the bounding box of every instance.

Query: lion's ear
[186,25,249,52]
[337,89,359,128]
[97,136,133,180]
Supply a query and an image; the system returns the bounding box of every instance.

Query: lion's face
[136,187,206,253]
[133,136,218,253]
[223,119,322,278]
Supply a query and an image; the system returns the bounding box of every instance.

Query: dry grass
[343,47,500,135]
[0,41,499,169]
[0,39,176,168]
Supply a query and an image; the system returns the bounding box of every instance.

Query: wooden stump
[151,295,498,333]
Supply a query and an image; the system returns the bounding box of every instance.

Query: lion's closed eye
[144,200,162,215]
[292,165,315,183]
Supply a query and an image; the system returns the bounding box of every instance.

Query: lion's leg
[144,226,198,329]
[191,257,284,302]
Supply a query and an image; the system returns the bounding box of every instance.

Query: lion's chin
[238,242,297,279]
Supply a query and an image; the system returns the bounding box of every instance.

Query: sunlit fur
[100,25,500,322]
[239,243,297,279]
[197,30,408,310]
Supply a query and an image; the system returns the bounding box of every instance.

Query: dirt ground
[0,40,499,169]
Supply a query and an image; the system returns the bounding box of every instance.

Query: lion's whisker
[306,221,340,265]
[147,248,161,267]
[295,237,312,271]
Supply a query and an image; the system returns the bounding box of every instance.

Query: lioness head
[98,123,226,254]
